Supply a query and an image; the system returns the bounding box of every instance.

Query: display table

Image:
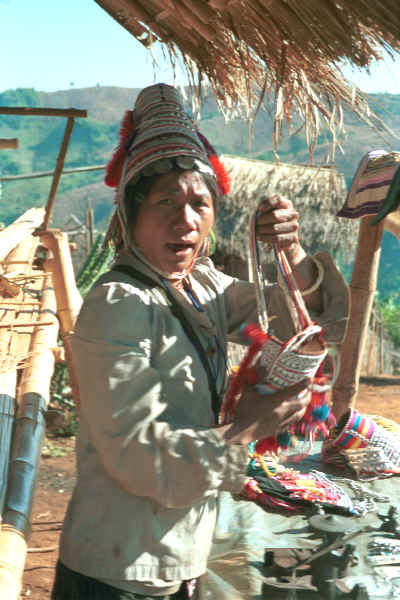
[198,443,400,599]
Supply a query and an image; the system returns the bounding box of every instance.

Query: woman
[52,84,348,599]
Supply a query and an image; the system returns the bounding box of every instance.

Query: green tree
[378,294,400,347]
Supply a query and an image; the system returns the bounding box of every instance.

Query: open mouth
[166,243,195,254]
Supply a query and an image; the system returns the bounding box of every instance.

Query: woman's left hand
[255,194,300,254]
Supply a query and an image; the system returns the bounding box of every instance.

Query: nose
[173,202,197,231]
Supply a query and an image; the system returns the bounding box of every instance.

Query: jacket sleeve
[72,280,248,509]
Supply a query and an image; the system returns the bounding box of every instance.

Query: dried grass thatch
[95,0,400,154]
[214,155,356,277]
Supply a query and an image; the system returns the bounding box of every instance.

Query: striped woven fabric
[337,149,400,219]
[123,84,212,188]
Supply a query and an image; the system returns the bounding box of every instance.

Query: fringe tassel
[197,131,230,195]
[105,110,135,188]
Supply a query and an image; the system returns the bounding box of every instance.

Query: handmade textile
[221,211,334,456]
[322,409,400,479]
[337,149,400,219]
[243,459,357,515]
[371,162,400,227]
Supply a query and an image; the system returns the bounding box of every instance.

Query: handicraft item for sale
[322,408,400,479]
[221,208,335,458]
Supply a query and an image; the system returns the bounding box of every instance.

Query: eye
[193,196,211,208]
[158,197,175,206]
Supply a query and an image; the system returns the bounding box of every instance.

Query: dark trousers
[51,561,194,600]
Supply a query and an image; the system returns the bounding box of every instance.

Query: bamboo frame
[0,273,59,600]
[331,216,384,419]
[0,208,45,262]
[0,235,41,376]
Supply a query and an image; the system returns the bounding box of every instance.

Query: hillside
[0,85,399,297]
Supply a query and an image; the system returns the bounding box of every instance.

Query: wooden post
[0,139,18,150]
[366,308,376,376]
[86,197,94,253]
[41,230,83,410]
[379,319,384,373]
[331,216,384,419]
[42,117,75,230]
[0,107,86,118]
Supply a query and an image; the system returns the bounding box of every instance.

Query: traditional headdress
[104,83,230,249]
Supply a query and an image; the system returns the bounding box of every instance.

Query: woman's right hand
[216,379,311,446]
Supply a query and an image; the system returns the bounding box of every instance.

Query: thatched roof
[94,0,400,152]
[215,155,356,261]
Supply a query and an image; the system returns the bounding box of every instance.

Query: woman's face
[132,169,215,274]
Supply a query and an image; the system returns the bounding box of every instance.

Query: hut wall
[361,324,398,376]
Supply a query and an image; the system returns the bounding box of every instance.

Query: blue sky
[1,0,400,94]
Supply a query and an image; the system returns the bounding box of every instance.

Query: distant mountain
[0,85,399,297]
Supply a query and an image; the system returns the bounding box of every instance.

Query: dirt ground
[19,376,400,600]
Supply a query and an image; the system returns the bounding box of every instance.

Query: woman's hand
[255,194,301,257]
[216,379,311,446]
[255,195,323,311]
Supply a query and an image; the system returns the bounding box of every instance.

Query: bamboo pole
[0,372,17,514]
[86,197,94,252]
[379,319,384,373]
[0,208,45,262]
[0,107,87,118]
[0,273,58,600]
[41,230,83,410]
[0,164,105,182]
[42,117,75,230]
[331,216,384,419]
[0,139,18,150]
[2,233,40,276]
[0,526,26,600]
[366,308,376,376]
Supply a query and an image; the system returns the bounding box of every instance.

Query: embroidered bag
[322,408,400,479]
[221,208,334,456]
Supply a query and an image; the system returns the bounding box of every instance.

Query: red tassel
[221,323,267,423]
[105,110,135,188]
[197,131,230,195]
[255,437,279,455]
[209,154,231,195]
